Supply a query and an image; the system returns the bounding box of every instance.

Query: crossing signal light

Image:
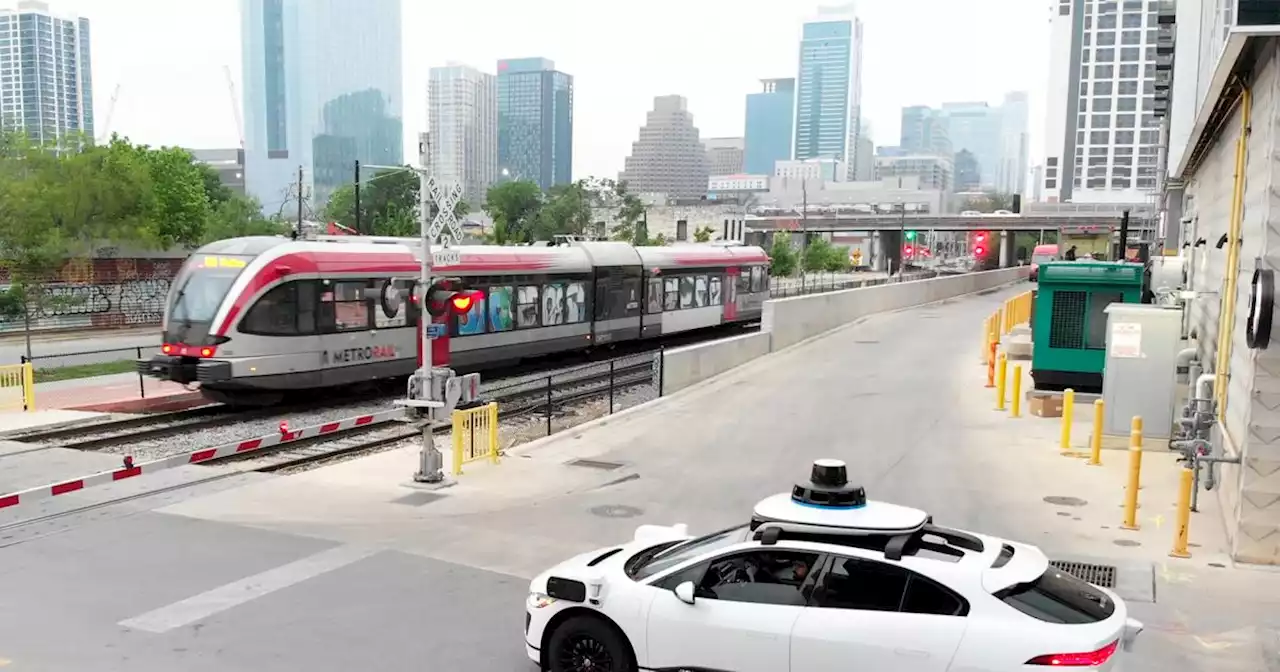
[905,230,916,241]
[423,278,478,318]
[973,231,989,258]
[903,245,914,256]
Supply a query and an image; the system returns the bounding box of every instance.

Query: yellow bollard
[1088,399,1104,465]
[982,316,993,361]
[995,354,1008,410]
[1121,416,1143,530]
[1169,467,1194,558]
[986,342,997,387]
[995,308,1004,339]
[1058,388,1075,451]
[1010,365,1022,417]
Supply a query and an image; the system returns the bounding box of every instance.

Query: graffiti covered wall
[0,257,182,333]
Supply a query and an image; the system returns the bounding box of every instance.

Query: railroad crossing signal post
[388,154,477,485]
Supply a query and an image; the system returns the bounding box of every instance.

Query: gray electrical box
[1102,303,1184,439]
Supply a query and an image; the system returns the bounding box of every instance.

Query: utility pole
[296,166,304,239]
[800,178,808,285]
[354,160,362,234]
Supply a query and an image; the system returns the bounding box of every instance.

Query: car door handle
[894,648,929,658]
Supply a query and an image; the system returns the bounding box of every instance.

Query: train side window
[750,267,765,293]
[453,286,487,337]
[565,281,587,324]
[517,285,540,328]
[296,281,317,333]
[737,270,750,293]
[709,276,722,306]
[331,281,371,332]
[646,277,663,314]
[488,286,515,332]
[663,277,679,311]
[241,282,299,335]
[693,276,708,308]
[542,282,567,326]
[679,277,695,309]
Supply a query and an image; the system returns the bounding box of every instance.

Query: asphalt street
[0,284,1273,671]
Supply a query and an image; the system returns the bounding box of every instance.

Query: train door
[723,267,740,321]
[592,265,643,344]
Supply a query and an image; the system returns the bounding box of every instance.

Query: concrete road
[0,285,1273,671]
[0,327,161,367]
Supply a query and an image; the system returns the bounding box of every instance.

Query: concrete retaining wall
[662,267,1028,394]
[662,331,772,394]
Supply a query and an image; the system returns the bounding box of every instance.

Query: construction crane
[95,83,121,143]
[223,65,244,149]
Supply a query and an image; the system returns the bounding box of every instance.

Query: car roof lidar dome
[751,459,929,536]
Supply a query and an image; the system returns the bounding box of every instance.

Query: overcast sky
[56,0,1049,180]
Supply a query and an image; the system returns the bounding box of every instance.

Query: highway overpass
[744,213,1143,234]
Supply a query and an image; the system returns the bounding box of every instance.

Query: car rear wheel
[547,615,635,672]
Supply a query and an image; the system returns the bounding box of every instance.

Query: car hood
[528,523,693,597]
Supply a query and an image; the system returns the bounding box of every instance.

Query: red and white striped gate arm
[0,408,405,511]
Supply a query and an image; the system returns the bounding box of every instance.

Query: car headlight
[527,592,557,609]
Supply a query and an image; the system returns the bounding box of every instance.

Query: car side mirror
[674,581,696,605]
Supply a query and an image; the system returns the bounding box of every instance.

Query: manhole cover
[1044,496,1088,507]
[1049,560,1117,587]
[590,504,643,518]
[568,459,624,471]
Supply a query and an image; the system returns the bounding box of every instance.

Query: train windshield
[166,254,252,343]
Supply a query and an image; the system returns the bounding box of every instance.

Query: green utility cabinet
[1030,262,1144,393]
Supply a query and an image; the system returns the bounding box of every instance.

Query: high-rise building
[899,106,952,156]
[704,137,745,176]
[496,57,573,190]
[793,4,864,179]
[0,1,93,143]
[619,95,710,199]
[744,78,795,174]
[191,149,246,195]
[429,63,497,207]
[240,0,403,216]
[1042,0,1163,203]
[997,91,1030,195]
[940,102,1002,189]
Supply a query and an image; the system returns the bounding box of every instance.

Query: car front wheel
[546,615,635,672]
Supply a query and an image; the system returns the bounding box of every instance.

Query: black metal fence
[21,344,161,398]
[479,351,662,439]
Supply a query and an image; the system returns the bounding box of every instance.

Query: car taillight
[199,347,216,358]
[161,344,174,355]
[1026,639,1118,666]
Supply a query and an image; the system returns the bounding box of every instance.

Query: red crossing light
[903,245,914,255]
[974,246,986,256]
[450,292,475,313]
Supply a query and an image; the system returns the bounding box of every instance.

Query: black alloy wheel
[547,616,634,672]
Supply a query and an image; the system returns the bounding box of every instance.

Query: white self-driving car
[524,459,1143,672]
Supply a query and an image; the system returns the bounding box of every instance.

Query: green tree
[609,181,648,244]
[963,192,1016,213]
[693,225,715,243]
[802,237,838,273]
[0,132,156,357]
[535,181,594,239]
[483,179,544,244]
[198,163,233,207]
[323,167,420,234]
[769,234,798,277]
[132,144,212,247]
[201,193,289,244]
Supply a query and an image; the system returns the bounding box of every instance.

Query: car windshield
[1031,254,1056,265]
[625,524,749,581]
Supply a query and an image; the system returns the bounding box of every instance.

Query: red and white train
[139,235,772,406]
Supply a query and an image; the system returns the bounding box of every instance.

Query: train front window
[169,255,252,325]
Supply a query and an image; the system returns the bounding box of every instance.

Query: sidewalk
[0,372,204,417]
[154,284,1278,671]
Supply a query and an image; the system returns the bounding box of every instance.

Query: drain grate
[1049,560,1117,588]
[568,459,624,470]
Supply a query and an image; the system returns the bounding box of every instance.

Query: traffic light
[903,245,914,256]
[972,231,988,257]
[423,278,479,318]
[905,230,916,241]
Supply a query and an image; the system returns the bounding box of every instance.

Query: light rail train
[139,236,772,406]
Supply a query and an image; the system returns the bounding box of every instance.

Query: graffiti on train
[0,258,180,332]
